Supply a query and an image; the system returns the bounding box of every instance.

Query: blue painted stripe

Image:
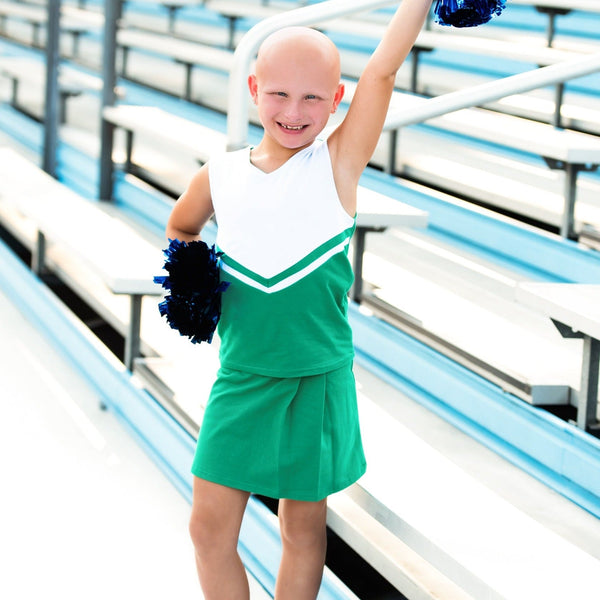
[56,143,99,199]
[0,104,43,154]
[113,170,174,238]
[360,168,600,283]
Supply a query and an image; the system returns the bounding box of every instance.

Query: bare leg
[188,477,251,600]
[275,498,328,600]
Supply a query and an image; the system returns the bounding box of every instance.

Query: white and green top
[209,139,356,377]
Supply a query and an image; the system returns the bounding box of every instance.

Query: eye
[275,92,288,97]
[305,94,317,100]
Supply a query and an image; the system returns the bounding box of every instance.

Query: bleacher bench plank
[0,1,103,54]
[116,28,235,99]
[0,147,162,370]
[0,56,112,122]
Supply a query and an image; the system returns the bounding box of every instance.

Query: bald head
[248,26,345,148]
[255,27,341,85]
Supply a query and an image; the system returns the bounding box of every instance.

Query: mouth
[278,122,307,131]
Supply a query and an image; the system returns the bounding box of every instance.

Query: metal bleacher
[1,1,600,599]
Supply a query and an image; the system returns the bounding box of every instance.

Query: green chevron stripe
[219,224,355,288]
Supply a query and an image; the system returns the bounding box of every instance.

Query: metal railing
[380,51,600,240]
[383,51,600,132]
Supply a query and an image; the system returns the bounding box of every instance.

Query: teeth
[281,123,303,130]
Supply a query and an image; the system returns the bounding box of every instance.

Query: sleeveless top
[208,139,356,377]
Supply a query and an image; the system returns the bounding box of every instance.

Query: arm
[166,163,214,242]
[328,0,432,211]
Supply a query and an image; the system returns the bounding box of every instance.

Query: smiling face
[248,27,344,153]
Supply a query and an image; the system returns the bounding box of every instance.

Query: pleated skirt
[191,361,366,501]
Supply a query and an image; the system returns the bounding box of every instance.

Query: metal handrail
[226,0,400,150]
[383,51,600,130]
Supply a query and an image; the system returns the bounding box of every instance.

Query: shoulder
[208,146,249,181]
[211,146,249,168]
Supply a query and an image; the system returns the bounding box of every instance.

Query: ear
[331,82,345,113]
[248,74,258,104]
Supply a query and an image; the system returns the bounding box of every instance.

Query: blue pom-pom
[434,0,506,28]
[154,238,230,344]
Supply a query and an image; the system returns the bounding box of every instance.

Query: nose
[282,99,303,123]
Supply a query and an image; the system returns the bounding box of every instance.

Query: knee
[279,500,327,551]
[189,506,233,560]
[189,509,214,556]
[189,479,249,561]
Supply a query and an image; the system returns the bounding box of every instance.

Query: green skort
[191,361,366,501]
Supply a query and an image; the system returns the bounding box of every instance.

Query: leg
[275,498,328,600]
[188,477,251,600]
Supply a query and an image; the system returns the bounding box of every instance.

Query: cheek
[259,97,282,117]
[312,105,332,123]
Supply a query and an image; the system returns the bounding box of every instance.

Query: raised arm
[328,0,432,209]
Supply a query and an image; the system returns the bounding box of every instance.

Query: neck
[250,137,316,173]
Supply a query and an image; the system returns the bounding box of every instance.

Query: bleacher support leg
[227,17,238,50]
[579,336,599,432]
[351,227,383,303]
[183,63,193,100]
[351,227,367,303]
[120,47,129,78]
[43,0,61,178]
[561,163,578,240]
[99,0,121,201]
[124,294,143,371]
[59,91,69,124]
[553,82,564,129]
[9,78,19,108]
[125,130,134,173]
[544,160,598,240]
[31,230,47,277]
[536,7,570,48]
[410,48,420,94]
[72,31,81,58]
[552,319,600,432]
[387,129,398,174]
[100,120,115,200]
[167,6,177,33]
[32,23,41,47]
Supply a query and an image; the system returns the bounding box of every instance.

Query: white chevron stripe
[222,238,351,294]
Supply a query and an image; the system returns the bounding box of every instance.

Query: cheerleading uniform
[191,139,366,501]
